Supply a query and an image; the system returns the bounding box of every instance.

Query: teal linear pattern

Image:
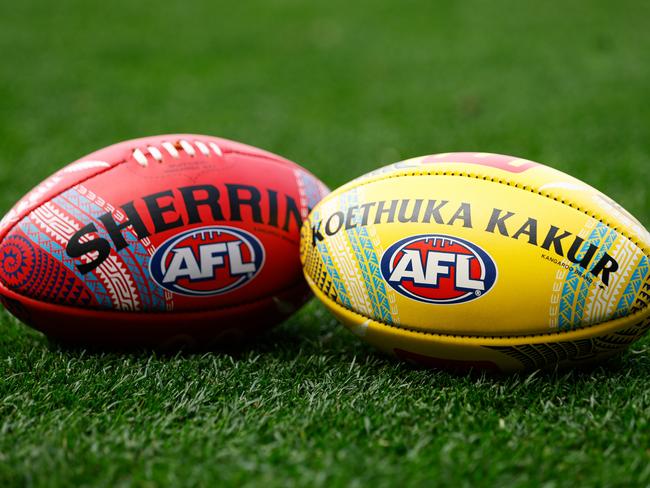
[614,255,649,317]
[342,191,394,325]
[313,209,351,308]
[558,222,617,330]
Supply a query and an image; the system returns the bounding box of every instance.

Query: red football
[0,134,329,347]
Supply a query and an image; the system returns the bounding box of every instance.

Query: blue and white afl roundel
[380,234,497,304]
[149,226,265,297]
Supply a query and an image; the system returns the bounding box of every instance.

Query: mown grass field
[1,1,649,486]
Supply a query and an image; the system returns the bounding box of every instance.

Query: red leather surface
[0,134,328,345]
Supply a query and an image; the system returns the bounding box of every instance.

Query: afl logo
[150,226,264,297]
[380,234,497,304]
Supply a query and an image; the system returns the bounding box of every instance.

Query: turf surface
[1,0,649,486]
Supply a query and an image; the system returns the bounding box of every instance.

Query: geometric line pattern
[28,198,140,311]
[583,236,640,325]
[558,222,617,331]
[488,315,650,370]
[17,218,114,308]
[614,255,649,317]
[342,190,394,325]
[73,184,174,311]
[312,210,352,308]
[53,187,167,310]
[0,232,98,308]
[295,168,325,217]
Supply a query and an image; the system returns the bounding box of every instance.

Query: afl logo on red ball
[380,234,497,304]
[150,226,264,297]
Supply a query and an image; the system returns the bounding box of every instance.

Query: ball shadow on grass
[7,300,649,385]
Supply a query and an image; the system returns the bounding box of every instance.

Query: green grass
[1,0,649,486]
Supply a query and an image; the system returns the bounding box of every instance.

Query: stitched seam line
[0,160,129,241]
[227,149,301,170]
[0,146,308,311]
[1,146,303,241]
[309,167,650,337]
[321,284,650,340]
[321,169,650,257]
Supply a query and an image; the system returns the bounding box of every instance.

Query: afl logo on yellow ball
[380,234,497,304]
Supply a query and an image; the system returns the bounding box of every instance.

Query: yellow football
[300,152,650,373]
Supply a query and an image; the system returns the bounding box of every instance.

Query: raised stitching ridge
[317,169,650,257]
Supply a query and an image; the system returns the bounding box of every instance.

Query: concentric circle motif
[0,235,36,289]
